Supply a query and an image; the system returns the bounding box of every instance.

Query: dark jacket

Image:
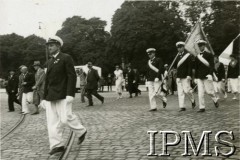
[22,72,35,93]
[85,68,100,90]
[175,52,193,78]
[44,53,77,101]
[127,69,135,84]
[147,57,164,81]
[227,60,240,78]
[213,62,225,81]
[6,74,19,94]
[195,51,214,79]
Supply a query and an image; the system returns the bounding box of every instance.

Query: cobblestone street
[1,90,240,160]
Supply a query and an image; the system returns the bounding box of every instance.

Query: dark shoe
[149,108,157,112]
[31,112,39,115]
[86,104,93,107]
[163,101,167,108]
[214,101,219,108]
[49,146,65,155]
[197,109,205,113]
[78,130,87,145]
[8,110,14,112]
[179,108,186,112]
[192,100,196,108]
[101,98,104,104]
[129,95,132,98]
[139,91,141,95]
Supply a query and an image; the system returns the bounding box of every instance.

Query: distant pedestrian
[106,73,113,91]
[98,76,105,92]
[213,56,227,99]
[41,36,87,155]
[6,69,21,112]
[32,61,45,115]
[78,68,87,103]
[133,68,141,96]
[114,65,123,99]
[21,66,35,114]
[227,54,239,100]
[127,65,135,98]
[85,62,104,106]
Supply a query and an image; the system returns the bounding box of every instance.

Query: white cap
[197,39,207,45]
[46,35,64,47]
[176,41,185,47]
[146,48,156,53]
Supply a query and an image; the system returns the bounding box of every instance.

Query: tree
[109,1,188,73]
[56,16,111,75]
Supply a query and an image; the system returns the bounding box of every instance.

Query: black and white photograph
[0,0,239,159]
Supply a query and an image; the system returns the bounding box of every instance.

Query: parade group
[4,35,239,155]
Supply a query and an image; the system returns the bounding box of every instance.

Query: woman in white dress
[114,65,123,99]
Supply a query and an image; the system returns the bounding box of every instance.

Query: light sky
[0,0,125,39]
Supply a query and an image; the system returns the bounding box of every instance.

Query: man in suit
[85,62,104,106]
[6,69,21,112]
[41,36,87,155]
[21,66,35,114]
[32,61,45,115]
[146,48,167,111]
[127,65,135,98]
[175,42,196,112]
[194,40,219,112]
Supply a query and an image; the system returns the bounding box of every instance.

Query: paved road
[1,91,239,160]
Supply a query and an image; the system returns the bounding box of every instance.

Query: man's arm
[65,55,77,97]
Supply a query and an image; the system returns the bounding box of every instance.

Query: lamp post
[38,22,49,62]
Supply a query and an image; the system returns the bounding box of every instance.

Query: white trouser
[115,79,123,94]
[147,81,167,109]
[197,79,217,109]
[228,78,239,93]
[177,78,194,108]
[22,92,33,113]
[213,81,225,93]
[45,99,86,150]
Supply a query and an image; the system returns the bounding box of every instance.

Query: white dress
[114,69,123,93]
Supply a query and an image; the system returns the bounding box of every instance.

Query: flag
[219,34,240,65]
[185,21,215,56]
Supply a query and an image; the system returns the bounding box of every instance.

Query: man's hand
[133,80,136,83]
[39,100,47,110]
[194,79,198,84]
[66,96,74,103]
[176,78,180,83]
[206,75,213,81]
[22,82,27,85]
[32,86,36,90]
[154,78,159,82]
[222,79,225,82]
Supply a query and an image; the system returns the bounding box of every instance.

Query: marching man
[146,48,167,111]
[194,40,219,112]
[175,42,196,112]
[41,36,87,155]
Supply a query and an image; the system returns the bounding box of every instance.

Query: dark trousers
[128,83,134,95]
[8,92,21,111]
[107,84,112,91]
[86,89,104,105]
[133,83,141,96]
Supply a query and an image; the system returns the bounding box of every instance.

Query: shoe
[197,109,205,113]
[129,95,132,98]
[163,101,167,108]
[232,97,237,100]
[214,101,219,108]
[179,108,186,112]
[31,112,39,115]
[192,100,196,108]
[86,104,93,107]
[49,146,65,155]
[78,130,87,145]
[22,112,29,115]
[101,98,104,104]
[8,110,14,112]
[149,108,157,112]
[224,94,227,99]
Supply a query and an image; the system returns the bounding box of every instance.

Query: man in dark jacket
[6,69,21,112]
[227,54,240,100]
[85,62,104,106]
[41,36,87,155]
[21,66,35,114]
[127,65,135,98]
[146,48,167,111]
[194,40,219,112]
[175,42,196,112]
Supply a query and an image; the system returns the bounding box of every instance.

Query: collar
[53,52,60,58]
